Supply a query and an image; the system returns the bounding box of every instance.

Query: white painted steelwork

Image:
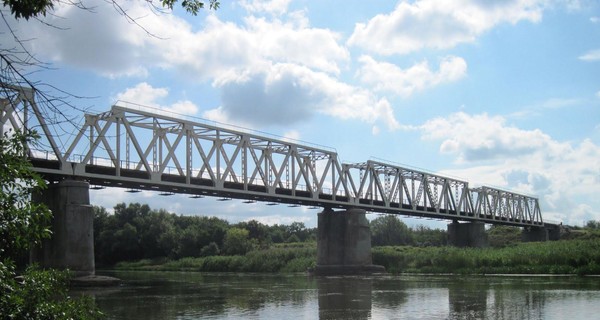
[0,86,543,226]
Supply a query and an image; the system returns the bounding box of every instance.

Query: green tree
[0,263,102,319]
[487,225,522,248]
[199,242,220,257]
[412,225,447,247]
[370,215,413,246]
[0,130,102,319]
[585,220,600,230]
[223,227,253,255]
[0,130,52,261]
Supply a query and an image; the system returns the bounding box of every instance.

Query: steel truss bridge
[1,86,543,227]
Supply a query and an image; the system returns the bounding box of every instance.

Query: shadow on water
[72,271,600,320]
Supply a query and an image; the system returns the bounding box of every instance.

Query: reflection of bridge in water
[1,86,559,276]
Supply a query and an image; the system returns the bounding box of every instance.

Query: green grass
[373,238,600,275]
[115,239,600,275]
[115,242,316,273]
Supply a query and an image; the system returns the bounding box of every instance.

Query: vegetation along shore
[102,203,600,275]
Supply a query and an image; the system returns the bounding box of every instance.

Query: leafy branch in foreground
[0,130,103,319]
[0,262,104,320]
[0,130,51,261]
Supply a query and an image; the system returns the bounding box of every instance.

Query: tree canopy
[370,215,413,246]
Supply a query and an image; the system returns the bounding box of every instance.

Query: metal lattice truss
[471,186,543,226]
[343,161,473,215]
[0,87,544,226]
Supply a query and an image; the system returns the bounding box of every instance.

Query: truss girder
[470,186,543,225]
[0,86,67,167]
[343,160,473,215]
[342,160,542,225]
[59,105,348,200]
[0,91,545,227]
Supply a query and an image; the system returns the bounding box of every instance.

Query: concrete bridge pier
[521,226,549,242]
[447,221,488,248]
[30,180,95,276]
[312,208,385,275]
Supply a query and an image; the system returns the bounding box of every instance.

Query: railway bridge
[1,86,559,275]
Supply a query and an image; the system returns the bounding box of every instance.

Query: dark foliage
[93,203,317,266]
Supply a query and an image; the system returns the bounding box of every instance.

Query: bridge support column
[312,208,385,275]
[30,180,95,276]
[521,226,549,242]
[547,225,561,241]
[447,221,488,248]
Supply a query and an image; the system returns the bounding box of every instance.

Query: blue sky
[4,0,600,228]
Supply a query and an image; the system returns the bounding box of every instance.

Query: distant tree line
[369,215,534,248]
[369,215,448,247]
[96,204,600,266]
[93,203,315,266]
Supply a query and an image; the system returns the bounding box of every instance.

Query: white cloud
[283,130,301,141]
[421,112,559,162]
[14,2,348,79]
[21,2,161,77]
[592,17,600,23]
[207,62,402,131]
[579,49,600,61]
[422,111,600,225]
[357,55,467,97]
[244,214,312,226]
[348,0,545,55]
[115,82,199,115]
[240,0,292,16]
[12,2,377,129]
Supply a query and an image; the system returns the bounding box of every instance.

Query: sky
[3,0,600,228]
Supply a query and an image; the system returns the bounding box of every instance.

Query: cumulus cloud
[357,55,467,97]
[422,111,600,225]
[17,3,348,79]
[348,0,545,55]
[115,82,199,115]
[19,2,163,77]
[10,2,390,130]
[420,112,560,162]
[206,62,402,130]
[579,49,600,61]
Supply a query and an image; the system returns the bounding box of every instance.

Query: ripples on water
[73,271,600,320]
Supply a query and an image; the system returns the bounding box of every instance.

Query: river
[74,271,600,319]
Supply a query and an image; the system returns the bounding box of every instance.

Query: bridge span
[1,86,557,275]
[3,86,543,227]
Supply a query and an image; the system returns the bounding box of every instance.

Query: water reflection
[447,278,488,319]
[74,272,600,320]
[318,276,372,319]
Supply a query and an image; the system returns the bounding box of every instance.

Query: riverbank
[114,243,316,272]
[113,239,600,275]
[374,238,600,275]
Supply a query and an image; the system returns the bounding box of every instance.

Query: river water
[76,271,600,319]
